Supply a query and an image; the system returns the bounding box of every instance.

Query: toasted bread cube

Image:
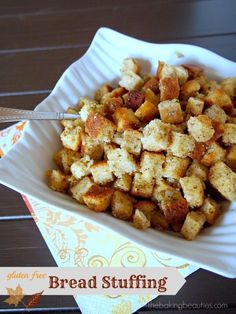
[70,176,93,204]
[120,58,140,74]
[220,77,236,97]
[103,143,118,160]
[107,148,138,177]
[140,151,165,179]
[151,210,169,230]
[70,156,94,180]
[159,63,180,101]
[144,88,160,106]
[54,148,81,174]
[95,83,113,102]
[112,132,124,146]
[142,119,172,152]
[200,198,221,225]
[61,107,83,128]
[226,145,236,171]
[111,190,133,220]
[209,161,236,201]
[186,97,204,116]
[163,155,190,180]
[143,77,159,93]
[152,179,174,203]
[158,99,183,124]
[113,107,140,132]
[182,64,203,78]
[101,87,126,105]
[181,79,201,100]
[180,176,204,207]
[121,130,142,156]
[222,123,236,144]
[133,209,150,230]
[169,132,195,158]
[187,115,215,142]
[46,170,69,192]
[134,201,157,221]
[60,126,82,151]
[85,112,116,143]
[131,173,154,198]
[83,184,114,212]
[181,211,206,240]
[186,161,208,181]
[135,100,159,123]
[201,143,226,167]
[105,96,124,118]
[81,134,103,161]
[113,174,132,192]
[79,98,104,122]
[174,66,189,85]
[204,104,227,124]
[124,90,145,110]
[205,88,233,112]
[119,71,144,91]
[90,161,114,185]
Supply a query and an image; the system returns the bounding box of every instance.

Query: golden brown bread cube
[140,151,165,179]
[46,170,69,193]
[131,173,155,198]
[79,98,105,122]
[204,104,227,124]
[113,174,133,192]
[134,201,157,221]
[186,160,208,181]
[70,156,94,180]
[200,198,221,225]
[107,148,138,177]
[220,77,236,97]
[101,87,126,105]
[158,99,184,124]
[111,190,133,220]
[163,155,190,180]
[209,161,236,201]
[134,100,159,123]
[205,88,233,113]
[141,119,172,152]
[169,132,195,158]
[81,134,103,161]
[113,107,140,132]
[186,97,204,116]
[226,145,236,171]
[90,161,114,185]
[54,148,81,174]
[182,64,203,79]
[201,143,226,167]
[60,126,83,151]
[187,115,215,142]
[70,176,94,204]
[222,123,236,144]
[151,210,169,231]
[119,71,144,91]
[181,79,201,100]
[143,77,159,94]
[181,211,206,240]
[174,66,189,85]
[180,176,205,207]
[83,184,114,212]
[121,129,143,156]
[159,63,180,101]
[95,83,113,102]
[144,88,160,106]
[133,209,151,230]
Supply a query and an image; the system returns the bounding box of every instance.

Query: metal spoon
[0,107,80,123]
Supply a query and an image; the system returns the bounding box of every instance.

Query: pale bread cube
[131,173,154,198]
[169,132,195,158]
[180,176,204,207]
[121,130,143,156]
[70,156,93,180]
[90,161,114,185]
[181,79,201,100]
[134,201,157,221]
[186,97,204,116]
[81,134,103,161]
[120,58,140,74]
[181,211,206,240]
[46,170,69,193]
[209,161,236,201]
[111,190,133,220]
[113,107,140,132]
[70,176,93,204]
[79,98,104,122]
[85,112,116,143]
[140,151,165,179]
[187,115,215,142]
[222,123,236,144]
[112,132,124,146]
[83,184,114,212]
[174,65,189,85]
[158,99,183,123]
[103,143,118,160]
[220,77,236,97]
[107,148,138,177]
[204,104,227,123]
[226,145,236,171]
[205,88,233,112]
[113,174,132,192]
[60,126,82,151]
[201,143,226,167]
[133,209,150,230]
[152,179,174,204]
[141,119,172,152]
[54,148,81,174]
[134,100,159,123]
[163,155,190,180]
[119,71,144,91]
[186,161,208,181]
[200,198,221,225]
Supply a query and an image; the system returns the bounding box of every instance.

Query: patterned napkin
[0,122,198,314]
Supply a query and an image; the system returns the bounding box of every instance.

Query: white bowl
[0,28,236,278]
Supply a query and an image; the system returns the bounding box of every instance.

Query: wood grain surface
[0,0,235,313]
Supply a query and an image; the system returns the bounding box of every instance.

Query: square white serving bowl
[0,27,236,278]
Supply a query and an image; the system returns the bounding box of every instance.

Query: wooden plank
[0,0,235,50]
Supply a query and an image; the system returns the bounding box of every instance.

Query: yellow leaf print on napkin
[4,285,24,307]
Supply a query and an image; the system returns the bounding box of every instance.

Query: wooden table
[0,0,235,313]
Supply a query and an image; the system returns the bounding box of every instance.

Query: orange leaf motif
[26,291,44,308]
[4,284,24,307]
